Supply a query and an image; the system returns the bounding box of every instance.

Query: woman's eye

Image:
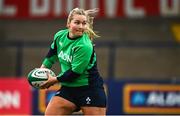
[75,22,79,24]
[82,22,86,25]
[74,21,86,26]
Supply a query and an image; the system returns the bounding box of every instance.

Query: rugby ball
[27,68,56,89]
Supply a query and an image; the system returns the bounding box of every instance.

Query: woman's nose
[79,23,83,28]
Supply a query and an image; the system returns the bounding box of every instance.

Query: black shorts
[54,85,107,110]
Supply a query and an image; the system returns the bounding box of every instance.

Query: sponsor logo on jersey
[58,51,72,62]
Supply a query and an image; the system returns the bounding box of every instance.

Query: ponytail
[85,8,100,40]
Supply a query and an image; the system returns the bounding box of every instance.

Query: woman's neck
[68,32,81,40]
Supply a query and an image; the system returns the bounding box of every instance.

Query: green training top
[42,29,99,87]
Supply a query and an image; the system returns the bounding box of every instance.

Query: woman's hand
[40,72,59,89]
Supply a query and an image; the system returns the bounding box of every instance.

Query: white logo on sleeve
[86,97,91,104]
[59,42,63,46]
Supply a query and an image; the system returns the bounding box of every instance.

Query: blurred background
[0,0,180,115]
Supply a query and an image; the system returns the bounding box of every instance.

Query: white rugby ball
[27,68,56,89]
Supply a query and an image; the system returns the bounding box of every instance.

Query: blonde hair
[67,8,100,40]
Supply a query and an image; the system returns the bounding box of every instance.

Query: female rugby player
[40,8,107,115]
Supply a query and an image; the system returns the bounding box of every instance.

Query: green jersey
[43,29,103,87]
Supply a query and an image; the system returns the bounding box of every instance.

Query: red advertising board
[0,78,32,115]
[0,0,180,19]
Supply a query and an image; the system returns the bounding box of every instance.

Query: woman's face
[67,14,87,38]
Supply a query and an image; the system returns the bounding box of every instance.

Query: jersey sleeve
[42,36,58,68]
[71,45,93,74]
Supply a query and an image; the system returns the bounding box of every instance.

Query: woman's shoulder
[76,37,93,50]
[55,29,68,36]
[54,29,68,39]
[71,34,93,52]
